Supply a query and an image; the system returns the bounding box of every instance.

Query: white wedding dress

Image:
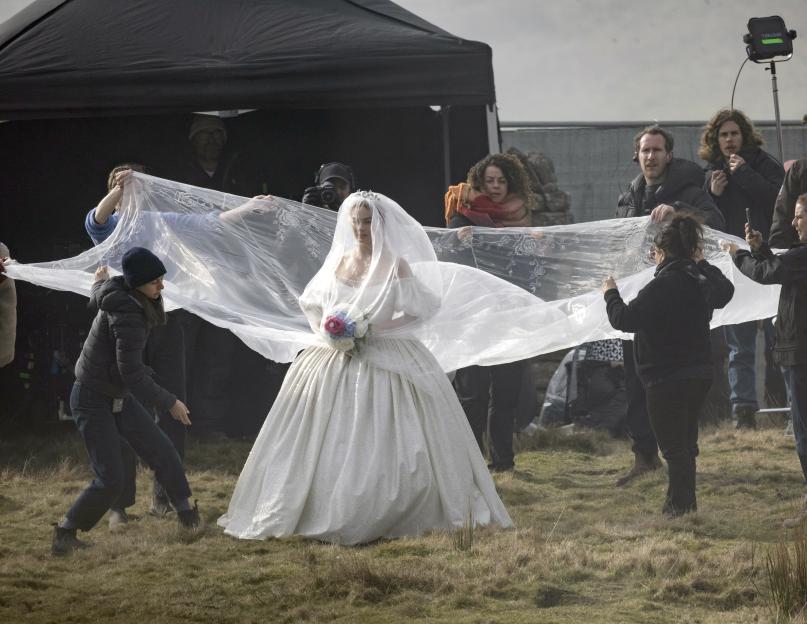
[217,273,513,544]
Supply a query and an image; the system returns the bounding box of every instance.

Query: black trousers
[66,383,192,532]
[454,361,524,467]
[645,377,711,516]
[622,340,659,457]
[176,309,237,431]
[782,365,807,483]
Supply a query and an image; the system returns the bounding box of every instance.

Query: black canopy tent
[0,0,499,240]
[0,0,496,116]
[0,0,499,428]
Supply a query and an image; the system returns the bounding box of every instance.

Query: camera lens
[320,183,337,205]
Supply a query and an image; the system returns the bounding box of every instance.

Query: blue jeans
[724,320,774,412]
[65,383,191,532]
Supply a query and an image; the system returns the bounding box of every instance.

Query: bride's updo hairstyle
[653,214,704,260]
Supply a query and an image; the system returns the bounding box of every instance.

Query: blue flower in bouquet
[322,308,369,352]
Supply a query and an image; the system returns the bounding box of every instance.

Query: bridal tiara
[358,190,380,200]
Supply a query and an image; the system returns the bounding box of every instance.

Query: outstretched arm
[219,195,277,224]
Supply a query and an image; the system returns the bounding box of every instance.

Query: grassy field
[1,424,806,623]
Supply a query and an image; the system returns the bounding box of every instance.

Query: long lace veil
[4,172,780,370]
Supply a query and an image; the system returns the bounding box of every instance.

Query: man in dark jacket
[699,109,785,429]
[614,125,724,486]
[52,248,200,556]
[728,193,807,527]
[769,159,807,249]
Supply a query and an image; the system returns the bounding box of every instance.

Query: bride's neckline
[334,273,389,287]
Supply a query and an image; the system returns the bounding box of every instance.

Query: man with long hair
[699,108,785,429]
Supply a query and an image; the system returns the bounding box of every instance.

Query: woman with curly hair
[603,216,734,516]
[699,108,785,429]
[444,154,536,472]
[444,153,534,228]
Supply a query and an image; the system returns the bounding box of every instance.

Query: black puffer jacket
[703,147,784,238]
[604,258,734,386]
[734,242,807,366]
[769,158,807,249]
[74,276,176,411]
[617,158,726,230]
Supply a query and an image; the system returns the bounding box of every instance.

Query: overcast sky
[396,0,807,122]
[2,0,805,123]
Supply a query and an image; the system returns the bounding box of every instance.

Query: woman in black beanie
[52,247,199,555]
[602,216,735,517]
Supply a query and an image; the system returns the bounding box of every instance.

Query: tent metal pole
[486,104,500,154]
[442,106,451,190]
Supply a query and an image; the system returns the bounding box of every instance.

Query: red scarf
[445,183,531,227]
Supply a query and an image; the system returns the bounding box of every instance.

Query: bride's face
[351,203,373,247]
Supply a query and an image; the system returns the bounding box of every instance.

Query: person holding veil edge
[444,153,536,472]
[603,216,734,517]
[218,192,513,544]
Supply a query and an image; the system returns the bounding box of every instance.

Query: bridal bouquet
[322,308,369,352]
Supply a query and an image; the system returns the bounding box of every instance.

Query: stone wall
[506,147,574,227]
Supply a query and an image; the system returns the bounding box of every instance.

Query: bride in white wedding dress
[218,191,513,544]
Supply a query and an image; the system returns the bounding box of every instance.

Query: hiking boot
[616,452,663,487]
[733,405,757,430]
[487,461,515,473]
[149,492,173,517]
[177,500,200,530]
[51,524,90,556]
[108,509,128,532]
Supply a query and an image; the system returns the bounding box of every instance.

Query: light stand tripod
[743,15,796,164]
[765,59,785,165]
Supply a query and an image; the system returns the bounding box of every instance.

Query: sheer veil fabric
[4,172,780,372]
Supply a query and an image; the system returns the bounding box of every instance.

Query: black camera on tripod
[302,162,356,210]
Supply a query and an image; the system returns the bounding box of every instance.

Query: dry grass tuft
[306,552,449,604]
[451,508,475,552]
[766,524,807,618]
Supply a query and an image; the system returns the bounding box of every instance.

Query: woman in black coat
[602,216,735,516]
[52,247,199,555]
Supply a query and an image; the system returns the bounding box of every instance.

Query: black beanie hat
[121,247,166,288]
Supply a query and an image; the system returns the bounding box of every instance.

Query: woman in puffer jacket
[602,216,734,517]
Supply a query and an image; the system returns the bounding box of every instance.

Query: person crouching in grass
[724,193,807,528]
[602,215,734,517]
[52,247,199,556]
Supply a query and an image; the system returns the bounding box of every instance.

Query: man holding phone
[699,109,785,428]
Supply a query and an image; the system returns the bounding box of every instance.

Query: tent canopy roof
[0,0,495,119]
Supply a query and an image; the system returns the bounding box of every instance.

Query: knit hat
[121,247,166,288]
[188,114,227,141]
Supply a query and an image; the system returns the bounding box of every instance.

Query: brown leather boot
[616,452,663,487]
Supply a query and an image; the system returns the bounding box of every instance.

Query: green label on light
[762,38,784,45]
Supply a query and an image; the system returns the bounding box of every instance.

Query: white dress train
[218,277,513,544]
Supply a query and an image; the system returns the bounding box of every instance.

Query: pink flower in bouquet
[324,315,346,337]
